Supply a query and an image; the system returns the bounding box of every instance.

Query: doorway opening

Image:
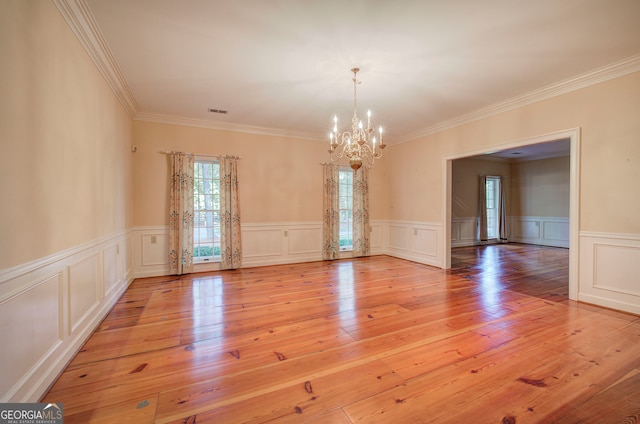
[442,128,580,300]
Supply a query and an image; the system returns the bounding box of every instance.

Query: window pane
[338,169,353,251]
[194,160,221,261]
[485,177,500,239]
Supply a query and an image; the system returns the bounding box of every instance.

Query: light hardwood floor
[43,244,640,423]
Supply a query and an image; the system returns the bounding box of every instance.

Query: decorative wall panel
[242,228,283,258]
[241,222,322,267]
[0,273,62,401]
[579,232,640,315]
[451,218,477,247]
[133,227,169,277]
[141,233,168,266]
[509,216,569,248]
[68,253,100,333]
[388,226,410,251]
[288,228,322,256]
[0,231,132,402]
[385,221,443,268]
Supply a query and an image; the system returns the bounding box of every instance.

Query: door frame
[441,128,581,300]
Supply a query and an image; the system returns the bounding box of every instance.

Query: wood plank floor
[43,244,640,423]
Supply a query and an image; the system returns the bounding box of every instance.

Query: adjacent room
[2,0,640,422]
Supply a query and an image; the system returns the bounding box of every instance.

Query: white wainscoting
[451,217,477,247]
[134,223,325,274]
[0,231,133,402]
[133,226,170,277]
[384,221,443,268]
[451,216,570,248]
[132,220,438,276]
[509,216,570,248]
[578,232,640,315]
[242,222,323,267]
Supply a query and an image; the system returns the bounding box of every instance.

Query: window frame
[485,176,500,240]
[338,167,354,251]
[193,158,221,263]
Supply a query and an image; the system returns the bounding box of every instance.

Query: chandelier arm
[364,152,375,166]
[359,143,374,165]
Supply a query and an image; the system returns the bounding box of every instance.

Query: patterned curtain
[322,164,339,260]
[498,176,508,243]
[168,152,194,275]
[220,156,242,269]
[352,167,370,257]
[477,175,488,242]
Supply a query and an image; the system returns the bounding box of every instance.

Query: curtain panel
[352,167,370,257]
[498,177,508,242]
[322,164,340,260]
[220,156,242,269]
[168,152,194,275]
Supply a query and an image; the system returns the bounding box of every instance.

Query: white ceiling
[483,138,571,161]
[77,0,640,143]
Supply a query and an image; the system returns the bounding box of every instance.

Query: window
[339,168,353,250]
[193,159,221,262]
[485,176,500,240]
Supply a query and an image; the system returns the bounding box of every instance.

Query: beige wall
[387,71,640,235]
[0,1,134,270]
[452,158,511,218]
[132,121,390,227]
[511,156,570,217]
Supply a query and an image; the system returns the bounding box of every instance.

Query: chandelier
[328,67,386,171]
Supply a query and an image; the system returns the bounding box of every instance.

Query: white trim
[134,112,322,141]
[568,130,581,300]
[52,0,138,117]
[242,221,323,228]
[577,294,640,316]
[0,230,129,285]
[579,231,640,242]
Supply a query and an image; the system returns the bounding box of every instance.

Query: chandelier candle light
[328,67,386,171]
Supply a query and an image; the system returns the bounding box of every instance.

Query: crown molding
[399,54,640,144]
[52,0,139,118]
[134,113,323,141]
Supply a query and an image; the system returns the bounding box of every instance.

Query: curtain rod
[319,162,371,169]
[161,151,242,159]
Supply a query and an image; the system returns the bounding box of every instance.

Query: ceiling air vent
[208,108,228,115]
